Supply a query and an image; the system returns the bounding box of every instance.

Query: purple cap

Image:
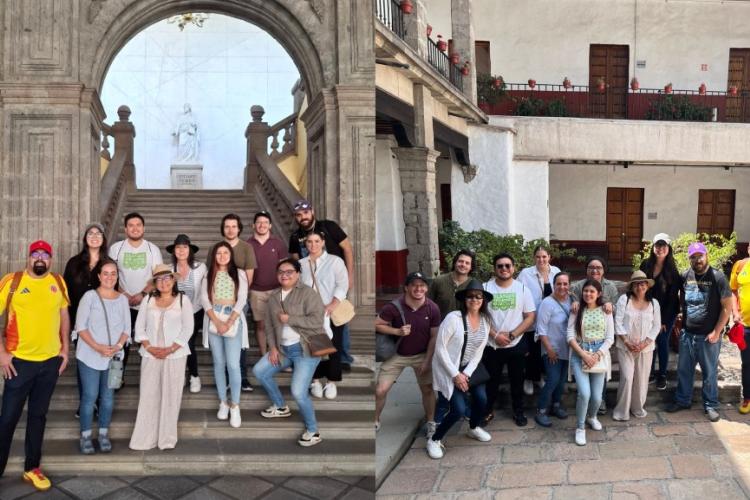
[293,199,312,212]
[687,242,707,257]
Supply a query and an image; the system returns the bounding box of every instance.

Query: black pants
[0,357,61,475]
[314,323,345,382]
[186,310,204,378]
[482,341,527,416]
[524,331,543,382]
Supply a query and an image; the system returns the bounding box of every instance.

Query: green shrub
[646,95,712,122]
[438,220,579,281]
[515,97,546,116]
[632,232,737,274]
[546,99,569,117]
[476,73,507,105]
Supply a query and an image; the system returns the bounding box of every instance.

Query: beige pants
[129,356,187,450]
[613,349,653,421]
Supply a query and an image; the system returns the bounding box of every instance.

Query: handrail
[268,112,297,161]
[255,153,300,244]
[99,105,135,242]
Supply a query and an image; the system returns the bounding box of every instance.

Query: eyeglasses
[466,294,484,301]
[86,231,103,238]
[31,251,50,260]
[277,270,296,277]
[495,263,512,269]
[587,266,604,271]
[155,276,173,283]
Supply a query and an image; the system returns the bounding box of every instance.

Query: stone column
[244,105,270,193]
[451,0,477,102]
[394,147,441,276]
[403,0,429,58]
[413,83,435,148]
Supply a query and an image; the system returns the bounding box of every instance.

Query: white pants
[613,349,653,420]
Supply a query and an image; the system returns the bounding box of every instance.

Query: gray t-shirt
[75,291,131,370]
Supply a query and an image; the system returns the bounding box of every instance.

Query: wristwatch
[508,332,516,341]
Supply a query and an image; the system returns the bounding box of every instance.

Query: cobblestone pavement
[0,475,375,499]
[377,406,750,499]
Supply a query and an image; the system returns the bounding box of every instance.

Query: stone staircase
[4,189,375,477]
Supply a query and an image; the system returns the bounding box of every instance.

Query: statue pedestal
[170,164,203,189]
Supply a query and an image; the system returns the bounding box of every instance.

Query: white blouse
[614,294,661,353]
[134,294,194,359]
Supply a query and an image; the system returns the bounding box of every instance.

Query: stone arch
[86,0,327,103]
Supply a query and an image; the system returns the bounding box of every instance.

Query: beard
[32,261,48,276]
[298,218,314,230]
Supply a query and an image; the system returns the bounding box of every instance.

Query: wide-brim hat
[455,279,494,303]
[152,263,177,281]
[166,234,199,254]
[627,270,654,289]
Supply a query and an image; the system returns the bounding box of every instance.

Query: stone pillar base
[170,164,203,189]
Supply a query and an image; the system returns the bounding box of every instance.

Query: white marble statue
[173,103,200,163]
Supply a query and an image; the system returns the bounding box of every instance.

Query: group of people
[376,235,742,459]
[0,199,355,491]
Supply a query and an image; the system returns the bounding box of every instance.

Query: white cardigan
[614,294,661,353]
[432,311,489,401]
[134,294,194,359]
[200,271,250,349]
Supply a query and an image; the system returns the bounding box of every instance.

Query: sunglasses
[465,294,484,301]
[495,263,512,269]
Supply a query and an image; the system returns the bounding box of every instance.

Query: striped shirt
[461,319,487,368]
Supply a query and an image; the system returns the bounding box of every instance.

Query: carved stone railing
[99,105,136,243]
[268,113,297,161]
[245,105,302,243]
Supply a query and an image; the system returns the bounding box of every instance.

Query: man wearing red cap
[0,240,71,490]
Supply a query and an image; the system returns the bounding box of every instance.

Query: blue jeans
[432,385,487,442]
[78,360,115,434]
[341,324,353,365]
[537,356,569,411]
[675,330,721,410]
[208,305,244,404]
[651,316,676,378]
[253,343,321,433]
[570,342,606,429]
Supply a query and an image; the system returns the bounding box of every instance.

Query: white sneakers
[323,383,337,399]
[575,428,587,446]
[523,380,534,395]
[426,439,445,459]
[229,405,241,428]
[586,417,603,431]
[217,401,229,420]
[189,376,201,393]
[310,380,324,398]
[298,430,322,447]
[466,427,492,442]
[261,405,291,418]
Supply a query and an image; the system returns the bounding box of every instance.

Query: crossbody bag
[459,314,490,387]
[95,292,124,390]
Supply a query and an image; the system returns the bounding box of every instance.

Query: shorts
[377,352,432,386]
[250,289,275,321]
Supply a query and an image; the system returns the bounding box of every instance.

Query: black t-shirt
[681,267,731,335]
[288,219,347,260]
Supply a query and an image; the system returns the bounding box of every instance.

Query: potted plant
[528,78,536,89]
[699,83,707,95]
[461,61,471,76]
[426,24,432,37]
[664,83,673,94]
[729,85,739,96]
[400,0,413,14]
[596,77,606,93]
[562,77,572,89]
[450,52,460,65]
[436,34,447,52]
[630,77,640,91]
[477,73,506,106]
[493,76,504,89]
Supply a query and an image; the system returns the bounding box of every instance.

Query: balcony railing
[375,0,406,40]
[480,82,750,123]
[426,37,464,90]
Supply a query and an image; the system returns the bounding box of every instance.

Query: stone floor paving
[377,405,750,499]
[0,475,375,499]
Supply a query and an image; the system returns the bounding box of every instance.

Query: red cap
[29,240,53,256]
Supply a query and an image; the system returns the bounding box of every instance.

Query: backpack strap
[0,272,24,346]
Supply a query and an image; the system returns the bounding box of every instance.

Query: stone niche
[170,164,203,189]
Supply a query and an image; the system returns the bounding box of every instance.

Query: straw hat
[627,270,654,289]
[152,263,177,281]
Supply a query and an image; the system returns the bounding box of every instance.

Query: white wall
[101,14,299,189]
[451,124,513,234]
[376,137,407,251]
[428,0,750,91]
[549,163,750,241]
[511,160,549,240]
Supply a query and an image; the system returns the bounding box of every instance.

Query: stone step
[4,437,374,476]
[45,385,374,411]
[16,409,374,441]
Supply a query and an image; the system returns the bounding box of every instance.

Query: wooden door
[727,49,750,122]
[606,188,644,266]
[697,189,735,237]
[589,45,629,118]
[475,41,491,76]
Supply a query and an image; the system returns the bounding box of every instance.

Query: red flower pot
[461,65,470,76]
[436,35,447,52]
[562,77,572,89]
[450,52,460,65]
[400,0,413,14]
[596,81,606,93]
[493,78,503,89]
[729,85,739,96]
[664,84,673,94]
[699,83,706,95]
[630,78,639,91]
[528,79,536,89]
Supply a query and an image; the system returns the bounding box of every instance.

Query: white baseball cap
[652,233,671,245]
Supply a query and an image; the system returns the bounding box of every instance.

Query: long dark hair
[70,227,109,285]
[640,243,679,287]
[457,293,492,326]
[171,246,196,269]
[575,279,604,337]
[207,241,239,303]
